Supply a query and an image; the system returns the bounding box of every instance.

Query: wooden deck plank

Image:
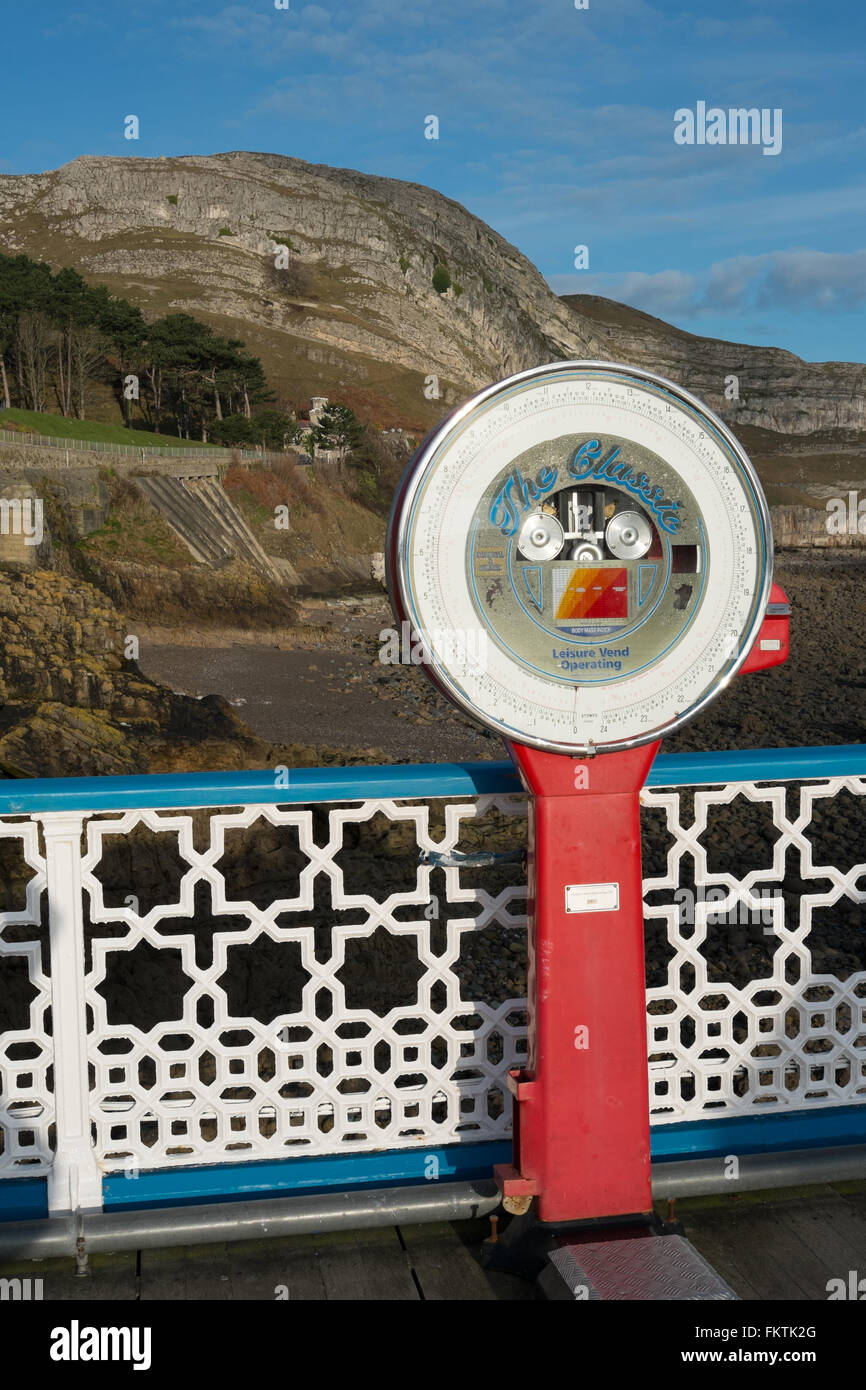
[229,1232,330,1302]
[139,1241,235,1301]
[775,1191,866,1279]
[397,1221,498,1301]
[0,1250,138,1301]
[681,1195,848,1301]
[315,1225,418,1301]
[223,1234,329,1301]
[673,1215,763,1300]
[683,1211,803,1300]
[398,1219,536,1301]
[830,1184,866,1223]
[139,1231,361,1301]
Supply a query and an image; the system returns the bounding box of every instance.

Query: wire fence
[0,428,313,467]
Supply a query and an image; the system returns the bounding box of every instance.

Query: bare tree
[145,361,163,432]
[69,323,108,419]
[55,322,74,417]
[0,315,12,410]
[204,364,223,421]
[15,311,53,412]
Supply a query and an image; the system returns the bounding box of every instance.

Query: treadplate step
[539,1233,739,1301]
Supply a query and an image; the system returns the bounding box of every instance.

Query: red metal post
[495,740,660,1224]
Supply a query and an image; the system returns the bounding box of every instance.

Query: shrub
[432,262,451,294]
[211,413,255,446]
[224,460,316,512]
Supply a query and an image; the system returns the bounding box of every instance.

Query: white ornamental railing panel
[0,750,863,1209]
[642,775,866,1119]
[0,817,52,1180]
[80,794,527,1175]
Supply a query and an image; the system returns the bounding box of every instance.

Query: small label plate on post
[565,882,620,914]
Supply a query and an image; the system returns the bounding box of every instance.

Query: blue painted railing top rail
[0,743,863,814]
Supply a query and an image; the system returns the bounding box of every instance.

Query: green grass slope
[0,408,217,449]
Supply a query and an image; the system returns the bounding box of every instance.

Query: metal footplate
[539,1234,739,1301]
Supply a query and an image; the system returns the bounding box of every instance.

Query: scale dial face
[388,362,773,753]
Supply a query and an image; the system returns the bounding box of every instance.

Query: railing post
[40,812,103,1214]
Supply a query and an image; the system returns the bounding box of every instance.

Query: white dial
[388,362,773,753]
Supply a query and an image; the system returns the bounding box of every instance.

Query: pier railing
[0,746,864,1220]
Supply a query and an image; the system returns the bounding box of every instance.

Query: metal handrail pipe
[0,1179,501,1260]
[652,1143,866,1199]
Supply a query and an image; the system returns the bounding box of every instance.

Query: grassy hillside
[0,407,217,449]
[223,459,385,591]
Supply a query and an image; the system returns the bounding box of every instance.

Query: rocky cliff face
[0,568,383,778]
[565,295,866,437]
[0,151,600,426]
[0,568,265,776]
[1,151,863,478]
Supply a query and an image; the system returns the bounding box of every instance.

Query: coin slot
[671,544,700,573]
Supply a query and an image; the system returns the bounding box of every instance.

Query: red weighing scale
[387,362,789,1296]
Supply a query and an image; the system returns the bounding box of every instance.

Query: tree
[69,323,109,419]
[0,337,10,408]
[97,295,146,426]
[15,311,54,412]
[210,413,256,447]
[250,409,296,451]
[141,314,252,438]
[46,267,96,416]
[143,314,208,437]
[0,253,59,410]
[0,250,274,436]
[226,351,271,420]
[313,403,363,464]
[346,424,412,513]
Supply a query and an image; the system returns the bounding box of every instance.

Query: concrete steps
[135,474,299,585]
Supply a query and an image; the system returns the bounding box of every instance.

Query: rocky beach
[138,550,866,763]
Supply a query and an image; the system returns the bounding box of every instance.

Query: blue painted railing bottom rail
[3,1104,866,1221]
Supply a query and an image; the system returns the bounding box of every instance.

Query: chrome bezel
[387,360,774,754]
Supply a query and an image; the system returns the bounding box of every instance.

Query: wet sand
[138,552,866,764]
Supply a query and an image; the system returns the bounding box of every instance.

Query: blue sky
[4,0,866,363]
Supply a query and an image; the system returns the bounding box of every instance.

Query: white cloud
[549,248,866,318]
[752,248,866,310]
[550,267,698,318]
